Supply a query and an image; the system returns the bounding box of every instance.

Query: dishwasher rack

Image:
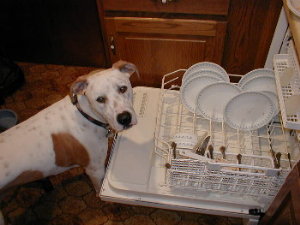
[154,69,299,206]
[274,40,300,132]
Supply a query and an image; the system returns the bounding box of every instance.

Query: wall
[0,0,107,67]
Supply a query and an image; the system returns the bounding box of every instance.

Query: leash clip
[106,128,115,138]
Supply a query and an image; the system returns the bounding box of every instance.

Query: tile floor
[0,62,242,225]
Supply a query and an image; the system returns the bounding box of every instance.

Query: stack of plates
[180,64,279,131]
[182,62,229,83]
[238,68,279,116]
[237,68,275,88]
[239,75,276,94]
[180,62,230,113]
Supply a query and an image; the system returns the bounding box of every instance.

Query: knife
[195,136,210,156]
[208,145,214,159]
[237,154,242,171]
[275,152,282,168]
[219,146,226,159]
[192,132,208,151]
[171,142,177,159]
[270,149,277,168]
[287,153,292,169]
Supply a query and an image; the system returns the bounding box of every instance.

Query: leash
[70,94,114,138]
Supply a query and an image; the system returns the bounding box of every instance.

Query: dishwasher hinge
[249,208,265,218]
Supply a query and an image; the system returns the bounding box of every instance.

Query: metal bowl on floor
[0,109,18,132]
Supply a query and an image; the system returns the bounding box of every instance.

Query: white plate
[240,75,277,94]
[238,68,274,87]
[262,91,279,116]
[183,70,228,84]
[196,82,241,122]
[182,62,228,83]
[224,92,275,131]
[287,0,300,17]
[180,75,220,113]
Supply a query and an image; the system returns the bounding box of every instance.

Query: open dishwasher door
[100,86,294,225]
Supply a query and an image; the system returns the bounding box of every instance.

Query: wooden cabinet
[100,0,229,87]
[223,0,282,75]
[259,160,300,225]
[104,17,226,87]
[0,0,282,73]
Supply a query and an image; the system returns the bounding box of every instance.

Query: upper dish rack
[154,68,299,208]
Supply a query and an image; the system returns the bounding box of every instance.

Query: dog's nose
[117,111,132,127]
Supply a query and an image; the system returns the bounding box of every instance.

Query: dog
[0,60,138,224]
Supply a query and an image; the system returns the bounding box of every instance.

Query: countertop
[283,0,300,61]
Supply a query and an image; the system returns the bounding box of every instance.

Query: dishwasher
[100,41,300,225]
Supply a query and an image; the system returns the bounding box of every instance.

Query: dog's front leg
[0,210,5,225]
[82,137,108,195]
[85,165,105,195]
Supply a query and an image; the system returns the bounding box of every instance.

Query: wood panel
[106,17,218,36]
[105,17,226,87]
[222,0,282,74]
[283,0,300,62]
[119,36,207,87]
[259,161,300,224]
[102,0,230,16]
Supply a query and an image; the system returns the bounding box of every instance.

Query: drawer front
[102,0,229,16]
[105,17,220,37]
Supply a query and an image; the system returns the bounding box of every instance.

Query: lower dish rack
[154,70,299,206]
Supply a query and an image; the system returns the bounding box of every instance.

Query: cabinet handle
[161,0,174,3]
[109,36,116,55]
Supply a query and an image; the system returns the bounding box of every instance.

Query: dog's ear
[70,75,89,95]
[113,60,139,78]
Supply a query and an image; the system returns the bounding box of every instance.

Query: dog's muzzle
[117,111,132,128]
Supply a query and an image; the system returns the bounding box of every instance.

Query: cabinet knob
[162,0,174,3]
[109,36,116,55]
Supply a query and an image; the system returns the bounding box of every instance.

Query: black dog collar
[70,94,114,137]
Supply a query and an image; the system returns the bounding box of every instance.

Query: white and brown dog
[0,61,138,224]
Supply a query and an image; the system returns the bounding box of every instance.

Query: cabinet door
[259,161,300,225]
[104,17,226,87]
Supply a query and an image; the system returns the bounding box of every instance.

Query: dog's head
[71,60,138,132]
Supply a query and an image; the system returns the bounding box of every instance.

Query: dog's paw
[0,210,5,225]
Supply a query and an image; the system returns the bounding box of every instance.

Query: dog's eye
[96,96,106,103]
[119,86,127,94]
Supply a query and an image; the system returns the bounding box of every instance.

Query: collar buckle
[106,128,115,138]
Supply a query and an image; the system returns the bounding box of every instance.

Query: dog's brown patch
[51,133,90,167]
[4,170,44,190]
